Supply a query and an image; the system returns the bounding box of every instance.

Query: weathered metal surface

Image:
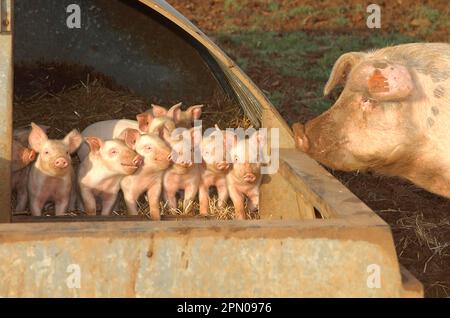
[0,220,419,297]
[0,0,12,33]
[0,16,12,223]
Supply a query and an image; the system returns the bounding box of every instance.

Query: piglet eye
[45,151,49,155]
[144,145,152,151]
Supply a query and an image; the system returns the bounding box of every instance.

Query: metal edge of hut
[0,0,423,297]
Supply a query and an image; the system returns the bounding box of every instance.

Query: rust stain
[368,69,389,94]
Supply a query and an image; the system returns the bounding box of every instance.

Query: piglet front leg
[123,190,139,215]
[198,183,210,216]
[80,187,97,215]
[183,182,199,214]
[246,187,260,213]
[55,196,70,216]
[101,193,119,216]
[228,187,246,220]
[147,183,162,221]
[216,178,229,209]
[29,195,45,217]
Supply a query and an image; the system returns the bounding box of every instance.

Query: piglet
[78,135,143,215]
[12,138,36,212]
[226,131,265,220]
[119,128,172,220]
[198,127,231,215]
[163,127,202,214]
[27,123,83,216]
[151,103,203,128]
[77,105,178,161]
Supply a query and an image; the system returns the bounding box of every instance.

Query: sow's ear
[364,63,414,101]
[324,52,365,96]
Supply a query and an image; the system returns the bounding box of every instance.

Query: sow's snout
[291,114,353,171]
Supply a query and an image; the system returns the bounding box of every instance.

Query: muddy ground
[168,0,450,297]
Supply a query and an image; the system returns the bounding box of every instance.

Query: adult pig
[293,43,450,198]
[27,123,83,216]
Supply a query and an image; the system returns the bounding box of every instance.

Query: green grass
[217,31,418,113]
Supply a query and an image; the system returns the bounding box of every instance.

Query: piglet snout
[243,173,257,183]
[215,161,230,171]
[132,155,144,167]
[54,157,69,169]
[180,161,193,168]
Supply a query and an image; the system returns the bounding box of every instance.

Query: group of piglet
[12,103,265,220]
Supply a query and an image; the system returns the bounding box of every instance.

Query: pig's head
[136,109,177,136]
[118,128,172,172]
[294,52,419,172]
[167,127,202,170]
[201,127,231,173]
[228,131,264,184]
[11,140,36,172]
[28,123,82,177]
[151,103,203,128]
[85,135,143,175]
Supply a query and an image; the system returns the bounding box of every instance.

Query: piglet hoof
[217,201,226,209]
[234,212,246,220]
[150,212,161,221]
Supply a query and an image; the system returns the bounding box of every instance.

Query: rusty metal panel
[0,220,422,297]
[0,1,12,223]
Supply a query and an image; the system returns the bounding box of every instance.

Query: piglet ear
[117,128,140,150]
[136,112,154,132]
[151,104,168,117]
[153,124,171,143]
[186,104,204,121]
[27,148,37,162]
[28,122,49,153]
[64,130,83,154]
[366,64,414,101]
[85,137,103,154]
[167,102,182,123]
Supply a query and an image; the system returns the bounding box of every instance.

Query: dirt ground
[168,0,450,297]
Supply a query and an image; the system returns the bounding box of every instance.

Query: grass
[217,30,417,113]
